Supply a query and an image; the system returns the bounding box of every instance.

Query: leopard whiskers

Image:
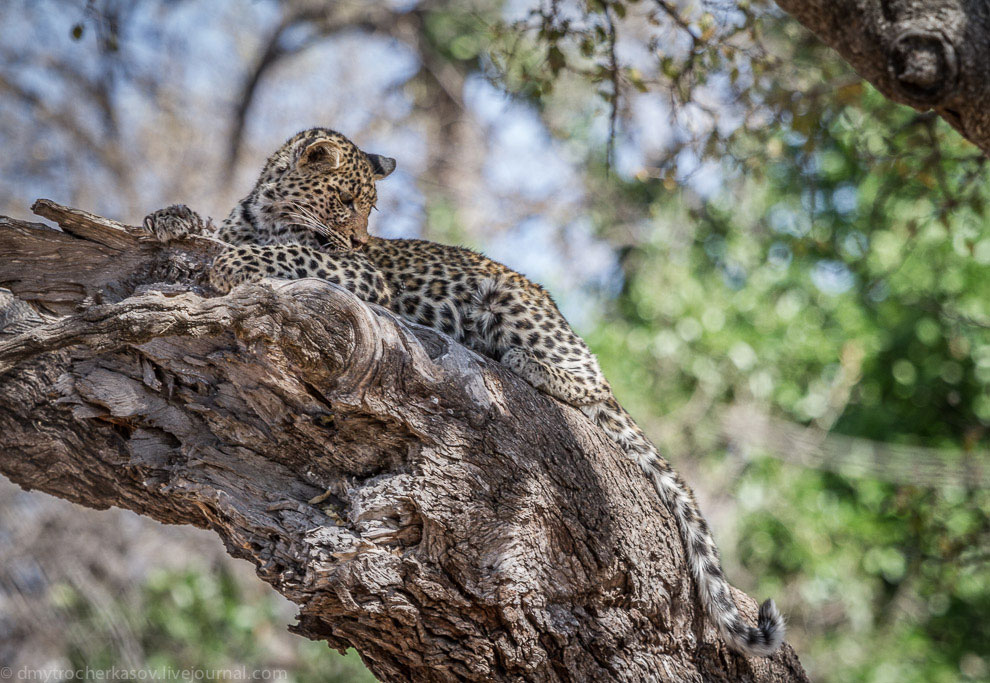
[274,200,349,250]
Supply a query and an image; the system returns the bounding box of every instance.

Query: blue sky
[0,0,859,327]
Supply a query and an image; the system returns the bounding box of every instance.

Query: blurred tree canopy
[1,0,988,681]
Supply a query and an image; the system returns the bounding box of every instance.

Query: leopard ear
[298,139,344,171]
[366,153,396,180]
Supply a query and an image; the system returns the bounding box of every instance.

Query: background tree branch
[775,0,990,155]
[0,202,808,681]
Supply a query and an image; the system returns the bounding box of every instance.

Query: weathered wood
[775,0,990,155]
[0,202,808,682]
[0,199,224,315]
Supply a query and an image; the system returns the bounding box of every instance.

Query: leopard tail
[579,397,785,657]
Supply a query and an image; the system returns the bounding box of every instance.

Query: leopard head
[245,128,396,249]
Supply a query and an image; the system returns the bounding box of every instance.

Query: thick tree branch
[0,202,808,682]
[775,0,990,155]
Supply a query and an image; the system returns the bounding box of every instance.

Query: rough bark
[0,201,808,682]
[775,0,990,155]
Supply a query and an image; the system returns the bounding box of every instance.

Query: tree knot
[887,29,958,106]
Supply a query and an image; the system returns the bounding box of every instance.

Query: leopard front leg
[467,276,611,406]
[210,244,392,307]
[499,347,611,406]
[142,204,213,241]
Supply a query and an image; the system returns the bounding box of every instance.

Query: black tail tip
[753,598,786,656]
[758,598,780,625]
[724,598,786,657]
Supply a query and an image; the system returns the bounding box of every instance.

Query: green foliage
[584,65,990,680]
[424,7,491,65]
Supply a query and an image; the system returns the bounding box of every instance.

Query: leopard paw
[142,204,210,241]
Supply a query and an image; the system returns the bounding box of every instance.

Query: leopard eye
[340,192,356,209]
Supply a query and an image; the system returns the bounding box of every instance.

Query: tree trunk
[0,201,808,682]
[775,0,990,155]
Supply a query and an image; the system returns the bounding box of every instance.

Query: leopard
[143,127,786,658]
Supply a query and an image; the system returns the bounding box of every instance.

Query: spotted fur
[143,128,785,658]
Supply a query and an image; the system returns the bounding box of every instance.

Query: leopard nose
[351,217,370,246]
